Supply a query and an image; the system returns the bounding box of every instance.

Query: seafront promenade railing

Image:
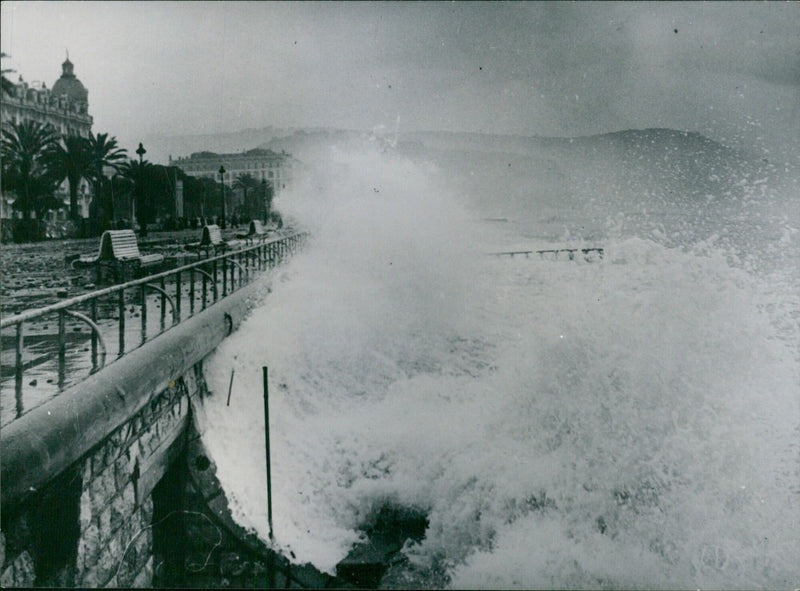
[0,232,307,424]
[489,247,604,261]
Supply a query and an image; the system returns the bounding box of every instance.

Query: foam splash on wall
[200,143,799,587]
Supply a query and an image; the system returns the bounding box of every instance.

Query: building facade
[169,148,294,193]
[1,57,93,221]
[2,57,93,138]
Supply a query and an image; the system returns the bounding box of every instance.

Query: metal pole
[118,289,125,357]
[136,143,146,229]
[175,270,182,323]
[57,310,66,388]
[226,368,235,406]
[91,298,98,370]
[202,270,207,310]
[141,284,147,345]
[222,256,228,297]
[219,165,226,229]
[212,259,218,303]
[15,322,24,418]
[159,277,166,331]
[190,269,195,315]
[262,366,273,540]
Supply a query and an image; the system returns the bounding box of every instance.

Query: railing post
[175,270,182,323]
[190,268,196,315]
[141,284,147,345]
[118,288,126,358]
[91,298,98,370]
[160,277,167,331]
[212,259,218,303]
[15,322,24,418]
[58,309,66,389]
[202,267,208,310]
[222,256,228,297]
[246,248,251,284]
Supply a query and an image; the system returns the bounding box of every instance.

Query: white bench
[235,219,271,243]
[72,229,165,283]
[187,224,228,256]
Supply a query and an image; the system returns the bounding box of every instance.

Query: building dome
[51,57,88,103]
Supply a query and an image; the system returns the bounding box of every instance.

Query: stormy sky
[2,1,799,160]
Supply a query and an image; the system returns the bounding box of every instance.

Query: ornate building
[1,56,94,221]
[2,56,93,138]
[169,148,294,194]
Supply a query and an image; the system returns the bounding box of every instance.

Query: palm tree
[45,135,92,221]
[87,132,127,228]
[1,52,16,98]
[1,120,60,222]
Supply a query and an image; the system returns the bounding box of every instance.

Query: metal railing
[490,247,604,261]
[0,232,307,423]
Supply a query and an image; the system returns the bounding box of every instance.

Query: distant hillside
[147,125,784,218]
[257,128,366,160]
[142,126,298,164]
[144,123,795,254]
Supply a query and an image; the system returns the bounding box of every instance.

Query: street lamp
[135,143,146,231]
[218,165,226,229]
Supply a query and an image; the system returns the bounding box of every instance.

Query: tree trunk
[69,175,80,221]
[21,184,32,221]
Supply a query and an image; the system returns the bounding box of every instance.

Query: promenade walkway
[0,230,306,426]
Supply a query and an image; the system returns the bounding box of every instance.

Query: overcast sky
[2,1,799,159]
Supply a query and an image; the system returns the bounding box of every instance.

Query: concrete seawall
[1,276,271,587]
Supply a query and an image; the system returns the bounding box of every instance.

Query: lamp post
[218,165,226,229]
[135,143,146,232]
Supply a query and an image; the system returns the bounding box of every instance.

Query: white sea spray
[201,140,799,588]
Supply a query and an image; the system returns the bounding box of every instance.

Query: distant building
[1,56,94,221]
[169,148,294,194]
[1,57,93,138]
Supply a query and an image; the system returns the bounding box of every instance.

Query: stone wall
[1,365,199,588]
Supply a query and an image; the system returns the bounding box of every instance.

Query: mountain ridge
[143,125,756,166]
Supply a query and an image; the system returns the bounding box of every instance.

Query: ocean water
[198,138,799,589]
